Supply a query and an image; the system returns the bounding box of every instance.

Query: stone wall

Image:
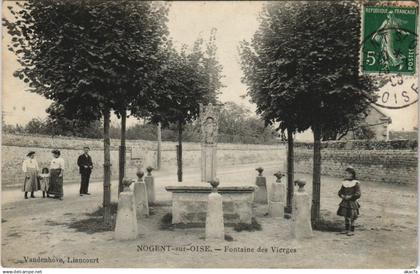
[3,134,415,188]
[1,134,285,189]
[293,141,417,185]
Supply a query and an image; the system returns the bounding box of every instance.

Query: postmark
[361,5,418,75]
[373,73,418,109]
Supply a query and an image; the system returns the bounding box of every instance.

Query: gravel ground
[1,162,417,268]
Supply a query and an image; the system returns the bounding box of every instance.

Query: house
[295,104,392,142]
[358,105,392,141]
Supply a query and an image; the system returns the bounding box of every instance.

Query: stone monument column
[144,166,155,206]
[254,167,268,204]
[115,178,138,240]
[291,179,313,239]
[200,103,220,183]
[132,170,149,218]
[205,179,225,241]
[269,171,286,217]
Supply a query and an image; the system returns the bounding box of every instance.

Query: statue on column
[200,103,220,183]
[204,117,216,144]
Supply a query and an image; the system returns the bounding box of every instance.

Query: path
[1,161,417,268]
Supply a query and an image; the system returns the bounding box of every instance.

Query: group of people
[22,146,93,200]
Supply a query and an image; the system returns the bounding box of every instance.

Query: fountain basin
[165,186,255,226]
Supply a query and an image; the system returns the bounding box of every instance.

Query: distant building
[331,104,392,141]
[292,104,393,142]
[389,128,418,141]
[359,105,392,141]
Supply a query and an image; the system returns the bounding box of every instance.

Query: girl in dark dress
[337,166,361,236]
[38,167,50,198]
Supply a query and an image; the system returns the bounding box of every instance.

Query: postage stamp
[361,4,418,75]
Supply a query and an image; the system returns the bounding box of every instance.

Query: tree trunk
[103,109,112,225]
[311,124,322,227]
[177,120,183,182]
[118,111,126,196]
[285,128,294,214]
[156,122,162,170]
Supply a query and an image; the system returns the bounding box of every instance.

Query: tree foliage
[240,1,378,134]
[44,102,103,137]
[7,101,276,144]
[149,30,223,127]
[3,0,170,224]
[218,102,276,144]
[19,116,102,138]
[240,1,379,224]
[3,0,170,120]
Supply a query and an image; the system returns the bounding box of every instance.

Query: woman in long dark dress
[48,150,65,200]
[22,151,40,199]
[337,166,361,236]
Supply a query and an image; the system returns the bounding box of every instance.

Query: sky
[167,1,262,107]
[1,1,418,140]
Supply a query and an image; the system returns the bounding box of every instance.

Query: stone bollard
[144,166,156,206]
[115,178,138,240]
[291,180,313,239]
[268,171,286,217]
[254,167,268,204]
[205,179,225,241]
[132,170,149,218]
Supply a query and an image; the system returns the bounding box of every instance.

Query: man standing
[77,146,93,196]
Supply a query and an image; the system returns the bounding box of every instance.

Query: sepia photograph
[1,0,418,270]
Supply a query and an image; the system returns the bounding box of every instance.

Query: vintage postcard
[1,0,418,270]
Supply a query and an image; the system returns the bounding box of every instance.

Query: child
[337,166,361,236]
[38,167,50,198]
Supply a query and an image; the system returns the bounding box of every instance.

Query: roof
[369,104,392,123]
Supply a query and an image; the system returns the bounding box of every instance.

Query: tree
[352,124,376,140]
[321,107,373,141]
[4,0,169,224]
[218,102,276,144]
[105,3,169,195]
[25,118,47,134]
[240,2,378,226]
[150,32,223,182]
[45,102,103,138]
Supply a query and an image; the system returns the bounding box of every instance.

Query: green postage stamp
[361,4,418,74]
